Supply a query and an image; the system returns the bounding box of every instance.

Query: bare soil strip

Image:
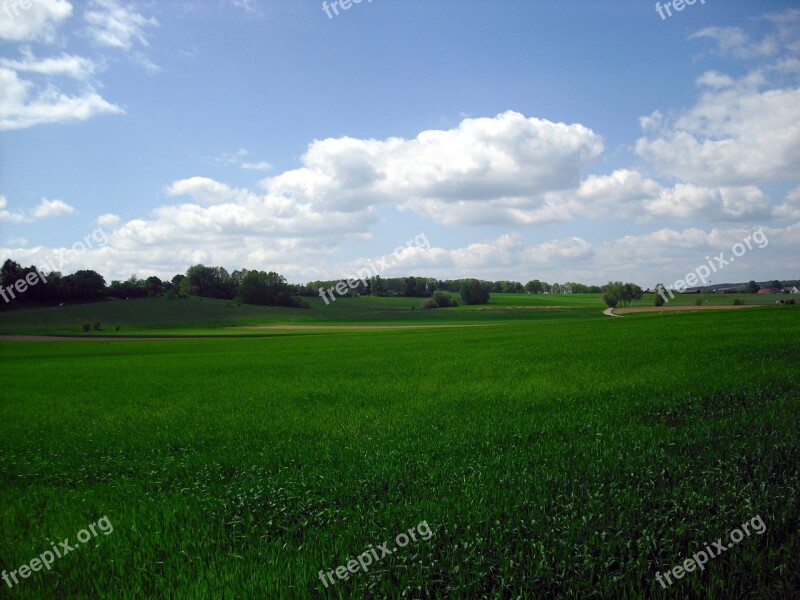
[611,305,759,315]
[0,335,209,342]
[232,324,489,330]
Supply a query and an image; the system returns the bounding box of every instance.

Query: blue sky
[1,0,798,287]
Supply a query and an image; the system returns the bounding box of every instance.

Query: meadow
[0,296,798,598]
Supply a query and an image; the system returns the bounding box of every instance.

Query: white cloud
[241,161,272,171]
[32,198,75,218]
[0,66,124,130]
[166,177,251,205]
[635,79,800,186]
[216,149,271,171]
[0,48,96,79]
[261,111,604,226]
[84,0,158,51]
[0,0,72,43]
[0,196,75,222]
[690,26,778,60]
[230,0,260,14]
[773,186,800,220]
[642,184,771,222]
[690,9,800,61]
[97,213,121,227]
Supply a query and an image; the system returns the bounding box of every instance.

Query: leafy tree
[403,276,417,297]
[747,280,760,293]
[186,264,236,299]
[63,270,106,301]
[654,283,666,307]
[603,281,643,308]
[603,282,623,308]
[460,279,490,305]
[525,279,544,294]
[239,270,303,307]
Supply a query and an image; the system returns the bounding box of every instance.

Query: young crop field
[1,300,798,598]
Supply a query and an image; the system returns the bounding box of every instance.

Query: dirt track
[0,324,488,341]
[609,304,759,315]
[231,324,489,330]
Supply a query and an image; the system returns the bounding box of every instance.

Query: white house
[790,286,800,295]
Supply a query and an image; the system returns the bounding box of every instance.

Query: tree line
[0,256,673,311]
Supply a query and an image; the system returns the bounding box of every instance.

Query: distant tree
[369,275,387,296]
[186,264,236,299]
[145,276,163,296]
[239,270,304,307]
[623,283,643,304]
[771,280,782,291]
[603,281,623,308]
[747,280,760,293]
[654,283,666,307]
[460,279,490,305]
[525,279,544,294]
[63,270,106,301]
[403,276,417,297]
[602,281,641,308]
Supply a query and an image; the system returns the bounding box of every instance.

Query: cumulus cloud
[635,79,800,186]
[0,66,123,130]
[0,196,76,223]
[0,0,72,42]
[637,10,800,187]
[773,186,800,220]
[261,111,604,226]
[97,213,121,227]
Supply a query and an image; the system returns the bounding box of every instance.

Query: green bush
[433,291,456,308]
[422,299,439,309]
[733,298,744,305]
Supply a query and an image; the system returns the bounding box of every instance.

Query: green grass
[1,292,790,336]
[0,294,604,335]
[1,304,798,598]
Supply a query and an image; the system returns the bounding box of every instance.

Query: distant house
[789,286,800,295]
[757,288,770,295]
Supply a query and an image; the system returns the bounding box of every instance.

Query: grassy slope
[1,292,787,336]
[0,294,604,335]
[0,307,798,598]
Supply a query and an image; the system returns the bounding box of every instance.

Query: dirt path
[231,324,490,331]
[0,335,205,342]
[605,304,759,316]
[0,324,489,341]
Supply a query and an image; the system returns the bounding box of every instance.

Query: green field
[1,297,798,598]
